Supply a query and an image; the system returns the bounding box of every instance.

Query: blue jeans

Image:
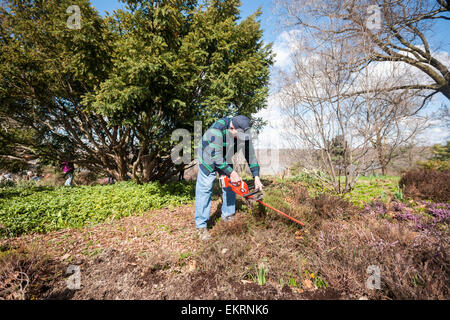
[64,172,74,187]
[195,166,236,229]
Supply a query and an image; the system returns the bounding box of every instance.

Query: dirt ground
[0,201,342,300]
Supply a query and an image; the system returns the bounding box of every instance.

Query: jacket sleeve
[207,128,234,177]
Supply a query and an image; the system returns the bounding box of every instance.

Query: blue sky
[89,0,124,13]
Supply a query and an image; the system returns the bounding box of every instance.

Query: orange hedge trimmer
[219,176,305,227]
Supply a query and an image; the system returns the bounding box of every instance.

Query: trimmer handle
[218,175,228,188]
[219,176,249,197]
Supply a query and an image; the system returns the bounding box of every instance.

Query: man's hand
[230,171,242,185]
[254,176,263,191]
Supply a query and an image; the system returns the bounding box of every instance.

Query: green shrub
[417,159,450,172]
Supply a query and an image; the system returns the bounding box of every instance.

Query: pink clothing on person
[62,161,74,173]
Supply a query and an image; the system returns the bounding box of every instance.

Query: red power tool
[219,176,305,227]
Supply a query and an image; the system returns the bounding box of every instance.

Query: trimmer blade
[245,190,264,202]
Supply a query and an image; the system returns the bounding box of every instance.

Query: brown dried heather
[194,216,308,299]
[291,185,309,204]
[294,196,449,299]
[0,245,63,300]
[311,193,360,219]
[399,169,450,202]
[238,181,448,299]
[210,214,249,237]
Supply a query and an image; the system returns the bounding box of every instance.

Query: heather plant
[399,169,450,202]
[311,193,359,219]
[0,245,60,300]
[426,202,450,225]
[391,201,415,220]
[283,182,449,299]
[395,208,420,224]
[364,201,388,216]
[304,215,449,299]
[389,200,449,232]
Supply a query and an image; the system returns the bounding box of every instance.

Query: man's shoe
[222,214,236,222]
[197,228,211,241]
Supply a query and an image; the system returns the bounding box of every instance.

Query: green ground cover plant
[0,181,195,238]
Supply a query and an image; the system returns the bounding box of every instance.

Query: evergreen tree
[431,141,450,161]
[0,0,273,181]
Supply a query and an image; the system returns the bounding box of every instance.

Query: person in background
[26,170,33,181]
[62,161,75,187]
[107,174,115,185]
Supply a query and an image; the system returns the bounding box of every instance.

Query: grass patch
[343,176,400,207]
[286,174,401,207]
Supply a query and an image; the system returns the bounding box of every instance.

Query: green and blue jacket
[198,117,260,177]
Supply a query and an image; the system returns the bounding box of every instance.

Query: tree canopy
[0,0,273,181]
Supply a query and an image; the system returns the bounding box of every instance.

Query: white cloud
[261,30,450,149]
[419,126,449,145]
[254,30,305,149]
[254,92,290,149]
[272,30,301,70]
[417,114,449,145]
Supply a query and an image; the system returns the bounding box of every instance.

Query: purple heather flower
[392,201,407,212]
[426,203,450,224]
[365,201,388,216]
[396,211,419,222]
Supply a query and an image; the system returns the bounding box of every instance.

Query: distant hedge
[399,169,450,202]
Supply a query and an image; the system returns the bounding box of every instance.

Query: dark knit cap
[232,115,252,141]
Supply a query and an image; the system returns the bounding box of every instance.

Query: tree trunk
[376,143,388,176]
[440,85,450,101]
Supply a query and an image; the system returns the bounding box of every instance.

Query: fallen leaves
[60,253,71,261]
[187,260,197,272]
[302,279,314,290]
